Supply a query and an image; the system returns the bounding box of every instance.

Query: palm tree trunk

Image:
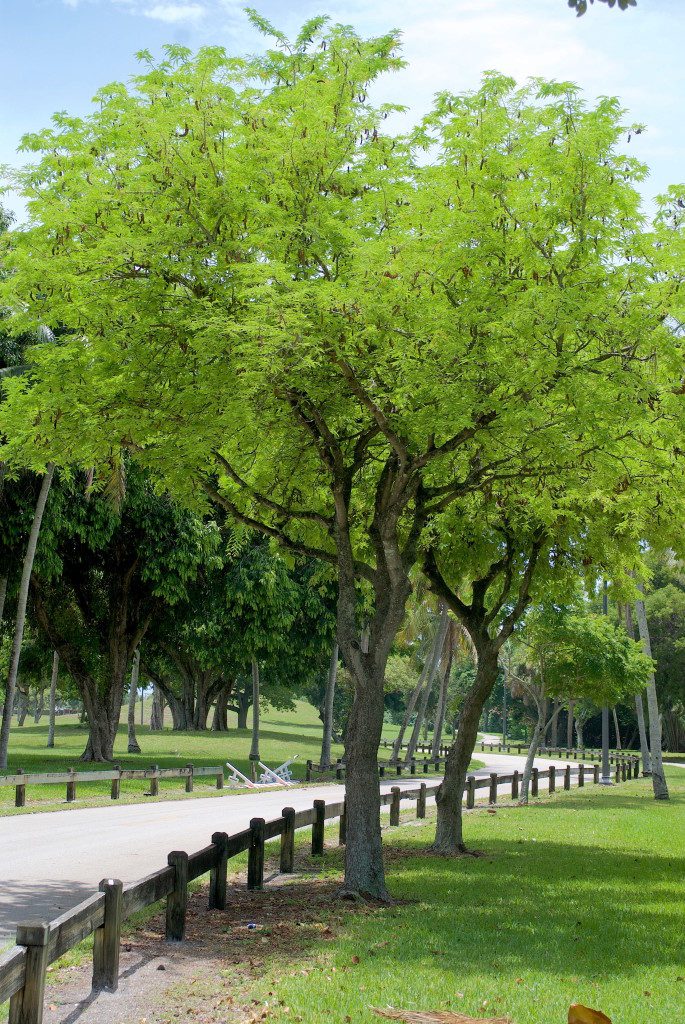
[320,641,339,769]
[127,649,142,754]
[0,464,55,769]
[47,651,59,748]
[249,656,260,780]
[405,606,450,763]
[634,588,668,800]
[624,603,651,774]
[520,704,545,804]
[612,706,622,752]
[431,630,454,758]
[566,699,575,749]
[0,575,7,630]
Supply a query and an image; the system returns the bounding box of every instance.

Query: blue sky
[1,0,683,220]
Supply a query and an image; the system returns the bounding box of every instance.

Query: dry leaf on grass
[372,1009,512,1024]
[568,1005,612,1024]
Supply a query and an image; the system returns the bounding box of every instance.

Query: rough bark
[634,590,669,800]
[127,650,142,753]
[0,463,55,769]
[406,605,450,763]
[47,651,59,748]
[320,641,339,769]
[432,644,499,852]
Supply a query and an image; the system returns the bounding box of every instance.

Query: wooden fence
[0,756,640,1023]
[306,756,448,781]
[0,764,224,807]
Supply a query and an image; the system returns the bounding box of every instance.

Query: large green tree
[0,22,683,893]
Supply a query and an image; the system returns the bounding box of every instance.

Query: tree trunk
[47,652,59,748]
[150,684,165,730]
[16,689,28,726]
[550,699,560,747]
[392,605,447,761]
[431,635,453,758]
[0,574,7,631]
[575,719,584,749]
[320,641,339,769]
[520,706,544,805]
[405,605,450,763]
[33,689,45,724]
[235,684,251,730]
[432,645,499,853]
[624,603,651,773]
[634,590,668,800]
[127,649,142,754]
[0,464,55,768]
[249,657,260,776]
[612,706,622,752]
[566,699,575,749]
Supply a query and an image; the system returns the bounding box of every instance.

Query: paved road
[0,752,575,940]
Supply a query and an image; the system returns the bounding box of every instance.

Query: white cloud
[142,3,206,23]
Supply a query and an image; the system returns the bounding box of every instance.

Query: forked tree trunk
[320,641,339,769]
[127,650,141,754]
[432,645,500,853]
[0,463,55,769]
[249,657,260,779]
[634,591,669,800]
[405,606,450,764]
[47,652,59,748]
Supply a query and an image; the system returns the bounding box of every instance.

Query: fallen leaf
[568,1006,612,1024]
[372,1010,512,1024]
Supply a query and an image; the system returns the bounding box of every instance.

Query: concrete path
[0,751,577,940]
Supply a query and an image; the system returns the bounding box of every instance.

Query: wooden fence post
[593,763,600,784]
[633,757,639,779]
[305,760,312,782]
[150,766,159,798]
[336,764,343,781]
[9,921,50,1024]
[280,808,296,872]
[92,878,123,993]
[622,760,628,782]
[423,760,429,774]
[489,773,498,804]
[339,799,347,846]
[531,767,539,798]
[312,800,326,856]
[15,769,25,808]
[66,768,76,803]
[564,765,571,791]
[578,764,585,788]
[417,782,427,819]
[379,765,385,779]
[390,787,401,826]
[247,818,265,891]
[548,768,556,795]
[209,832,229,910]
[466,775,476,809]
[216,768,224,790]
[511,770,519,801]
[614,761,620,784]
[166,851,189,941]
[111,765,121,800]
[185,764,194,793]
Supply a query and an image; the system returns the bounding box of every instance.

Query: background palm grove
[0,2,684,1022]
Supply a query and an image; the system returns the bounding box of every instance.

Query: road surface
[0,751,577,940]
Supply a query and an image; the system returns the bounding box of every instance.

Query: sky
[0,0,683,221]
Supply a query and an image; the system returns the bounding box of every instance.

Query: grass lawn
[0,702,464,814]
[236,769,685,1024]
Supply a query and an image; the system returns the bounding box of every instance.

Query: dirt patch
[42,854,379,1024]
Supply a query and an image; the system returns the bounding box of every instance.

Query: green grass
[247,770,685,1024]
[0,702,462,813]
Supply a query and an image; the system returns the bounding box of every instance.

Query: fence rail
[0,764,224,807]
[0,756,640,1023]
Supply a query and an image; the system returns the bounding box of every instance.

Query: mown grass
[244,770,685,1024]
